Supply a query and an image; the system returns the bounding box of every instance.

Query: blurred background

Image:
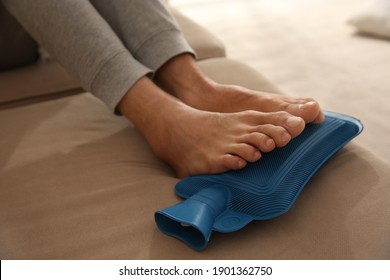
[171,0,390,163]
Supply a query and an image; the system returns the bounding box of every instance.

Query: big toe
[288,100,323,123]
[284,115,305,138]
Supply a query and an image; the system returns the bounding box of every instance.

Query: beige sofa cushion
[0,62,82,107]
[171,7,226,59]
[1,58,389,259]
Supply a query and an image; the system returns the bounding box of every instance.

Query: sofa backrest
[0,2,38,71]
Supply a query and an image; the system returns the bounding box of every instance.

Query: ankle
[154,53,216,105]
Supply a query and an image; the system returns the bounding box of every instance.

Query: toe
[243,132,276,152]
[263,111,305,138]
[252,124,292,147]
[221,154,247,170]
[292,100,323,123]
[284,116,305,137]
[312,110,326,123]
[230,143,262,163]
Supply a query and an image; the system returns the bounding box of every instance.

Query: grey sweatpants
[2,0,194,111]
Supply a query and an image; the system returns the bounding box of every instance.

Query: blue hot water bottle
[155,112,363,250]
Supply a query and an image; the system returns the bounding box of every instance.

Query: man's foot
[119,77,305,178]
[185,83,325,124]
[147,109,305,178]
[155,54,325,124]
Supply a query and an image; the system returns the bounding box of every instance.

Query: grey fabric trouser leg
[2,0,194,111]
[90,0,193,72]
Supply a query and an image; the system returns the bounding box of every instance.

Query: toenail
[266,138,274,147]
[238,160,246,168]
[286,116,303,127]
[282,132,291,142]
[254,151,262,160]
[299,101,316,109]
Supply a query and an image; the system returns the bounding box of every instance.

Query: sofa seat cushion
[1,58,389,259]
[0,61,82,107]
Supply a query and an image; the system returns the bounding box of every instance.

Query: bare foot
[119,77,304,178]
[186,83,325,124]
[155,54,325,124]
[148,109,304,177]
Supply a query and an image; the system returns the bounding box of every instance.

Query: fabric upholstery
[348,0,390,39]
[0,62,82,106]
[171,7,226,59]
[0,2,38,70]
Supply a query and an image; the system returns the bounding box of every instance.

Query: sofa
[1,4,389,259]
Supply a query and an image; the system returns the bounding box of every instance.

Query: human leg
[90,0,195,73]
